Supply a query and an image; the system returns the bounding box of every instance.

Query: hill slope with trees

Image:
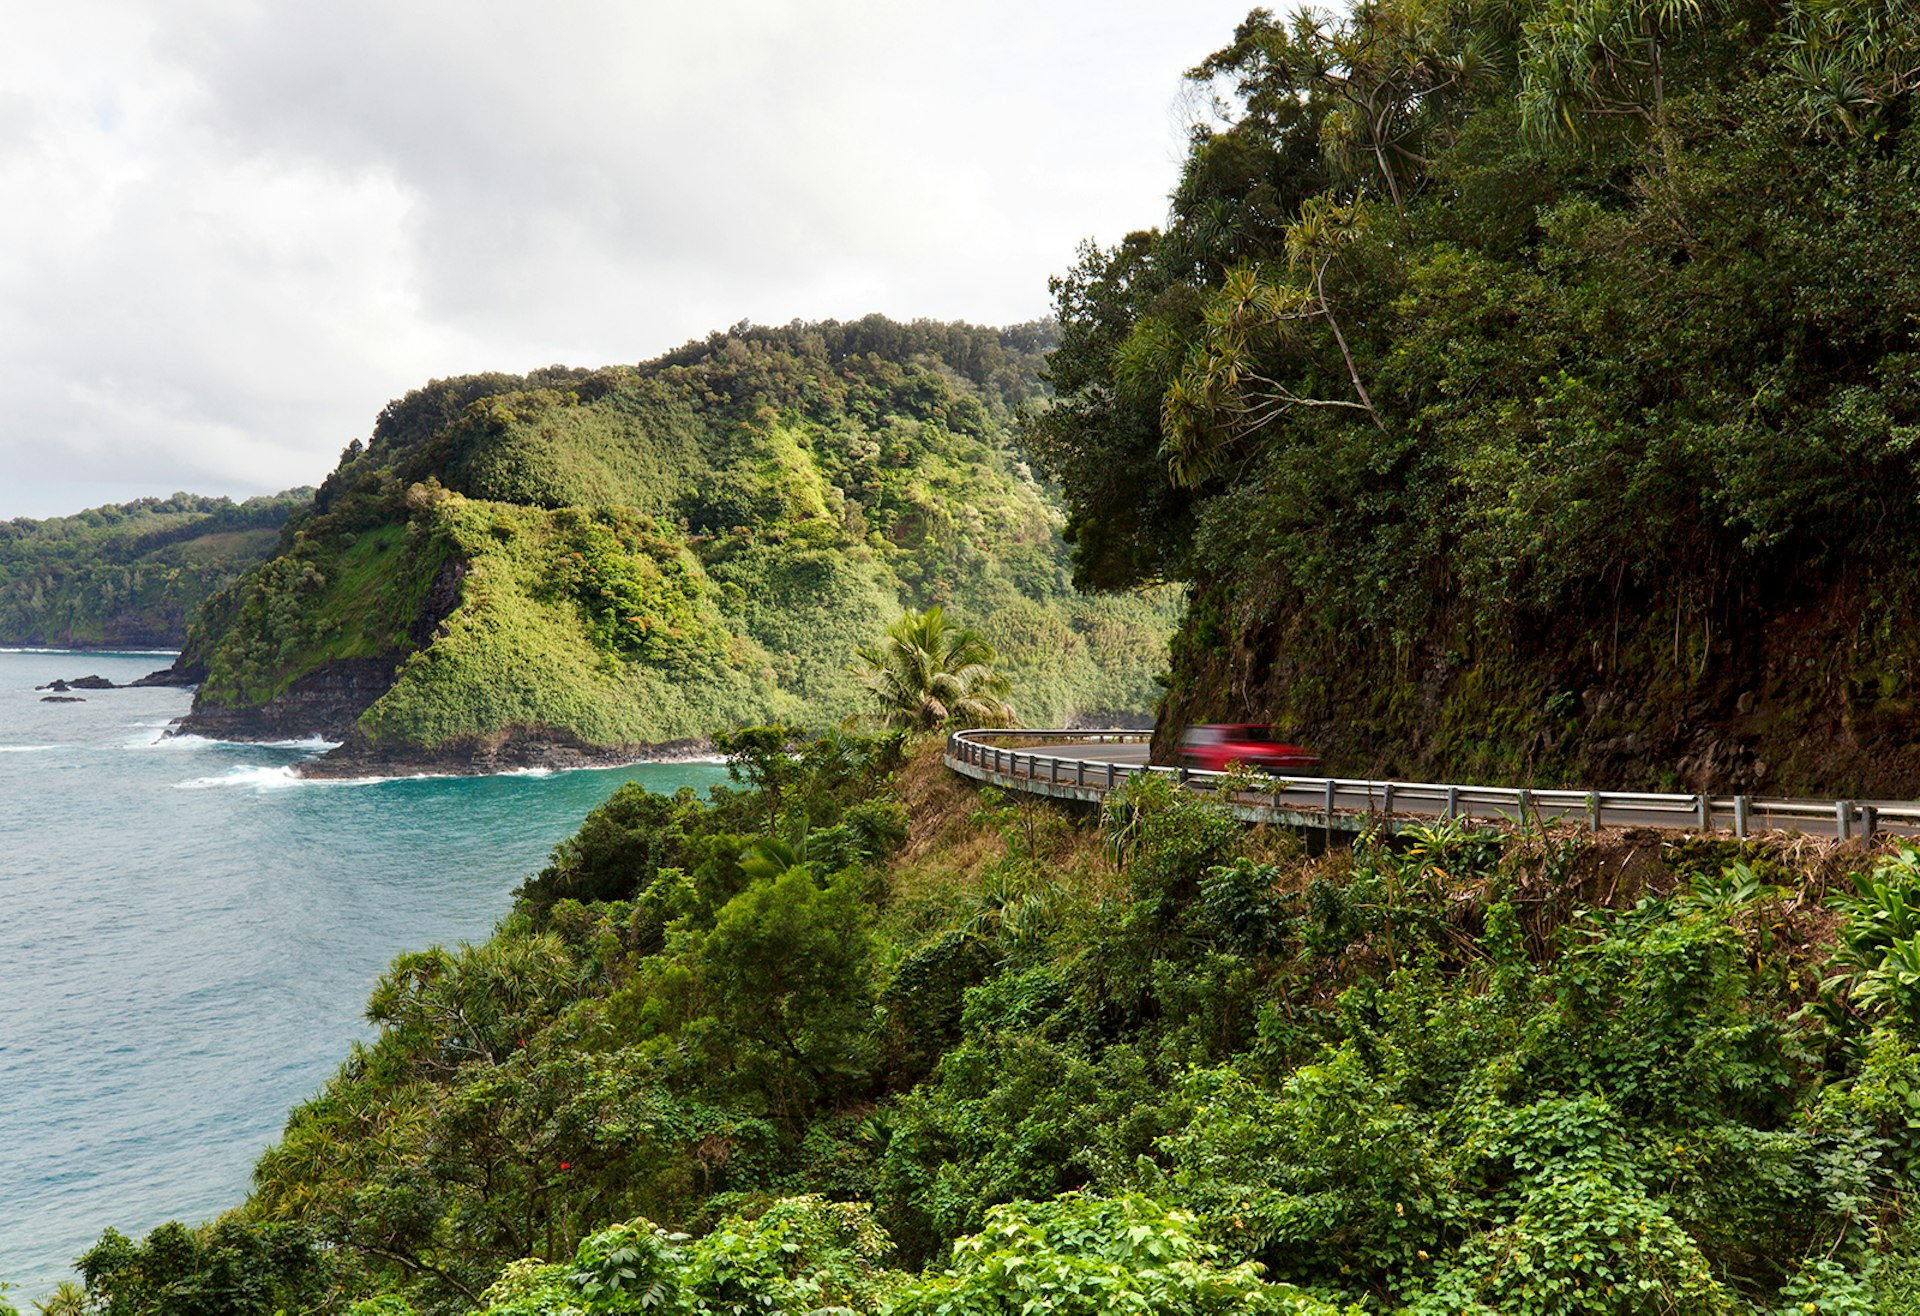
[1025,0,1920,797]
[57,727,1920,1313]
[0,492,309,650]
[171,318,1175,772]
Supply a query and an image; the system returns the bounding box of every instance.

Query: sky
[0,0,1273,520]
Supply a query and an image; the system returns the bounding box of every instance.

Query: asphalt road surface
[1007,739,1913,841]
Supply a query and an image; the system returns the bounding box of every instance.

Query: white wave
[0,743,59,753]
[128,731,218,751]
[126,730,340,753]
[0,646,180,656]
[175,763,397,790]
[175,766,306,791]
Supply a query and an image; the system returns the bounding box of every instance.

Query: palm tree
[34,1284,88,1316]
[853,606,1016,732]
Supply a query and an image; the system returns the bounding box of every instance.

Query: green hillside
[1028,0,1920,797]
[178,318,1175,763]
[65,732,1920,1313]
[0,492,308,649]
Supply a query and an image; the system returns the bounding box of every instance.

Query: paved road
[985,738,1915,842]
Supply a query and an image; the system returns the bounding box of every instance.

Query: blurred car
[1177,724,1321,773]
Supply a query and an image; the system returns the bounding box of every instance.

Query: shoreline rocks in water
[34,667,199,693]
[41,695,85,703]
[174,657,397,743]
[292,724,713,779]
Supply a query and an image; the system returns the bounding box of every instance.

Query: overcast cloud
[0,1,1265,519]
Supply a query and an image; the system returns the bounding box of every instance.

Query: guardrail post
[1734,795,1749,839]
[1076,760,1085,788]
[1864,805,1879,843]
[1325,779,1336,828]
[1381,782,1396,823]
[1106,762,1116,791]
[1837,800,1854,842]
[1446,786,1460,821]
[1587,792,1600,832]
[1695,794,1710,832]
[1517,789,1533,829]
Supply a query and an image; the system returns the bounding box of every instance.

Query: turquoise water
[0,650,730,1301]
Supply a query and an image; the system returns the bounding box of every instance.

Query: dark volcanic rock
[129,665,202,688]
[69,674,115,689]
[37,679,70,692]
[41,695,85,703]
[297,724,708,779]
[409,559,469,649]
[175,657,399,742]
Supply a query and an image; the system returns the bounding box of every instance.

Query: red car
[1177,724,1321,773]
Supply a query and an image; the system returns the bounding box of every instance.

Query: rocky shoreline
[172,657,397,742]
[36,666,200,693]
[32,657,714,776]
[294,725,714,778]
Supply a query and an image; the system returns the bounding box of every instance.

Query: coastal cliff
[171,318,1176,773]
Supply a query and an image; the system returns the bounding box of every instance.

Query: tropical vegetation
[853,606,1016,732]
[53,720,1920,1312]
[1025,0,1920,796]
[177,318,1173,763]
[27,1,1920,1310]
[0,492,308,649]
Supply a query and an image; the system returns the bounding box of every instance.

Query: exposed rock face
[409,559,468,649]
[175,657,399,742]
[129,665,202,688]
[41,695,84,703]
[1157,577,1920,798]
[168,558,468,755]
[297,724,707,778]
[35,675,114,690]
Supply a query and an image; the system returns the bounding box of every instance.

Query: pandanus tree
[853,606,1015,732]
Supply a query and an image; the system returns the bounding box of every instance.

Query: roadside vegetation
[1027,0,1920,795]
[29,3,1920,1310]
[55,711,1920,1312]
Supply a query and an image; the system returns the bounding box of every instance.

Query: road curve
[947,730,1920,844]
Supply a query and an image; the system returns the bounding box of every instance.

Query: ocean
[0,649,730,1302]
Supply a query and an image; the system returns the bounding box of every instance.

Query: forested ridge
[0,492,308,649]
[175,317,1173,769]
[1025,0,1920,797]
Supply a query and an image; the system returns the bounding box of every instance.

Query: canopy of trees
[62,726,1920,1313]
[1024,0,1920,795]
[0,492,308,648]
[181,318,1176,755]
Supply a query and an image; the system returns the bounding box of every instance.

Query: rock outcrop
[175,657,399,742]
[297,724,707,778]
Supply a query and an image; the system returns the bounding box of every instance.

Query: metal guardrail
[945,728,1920,842]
